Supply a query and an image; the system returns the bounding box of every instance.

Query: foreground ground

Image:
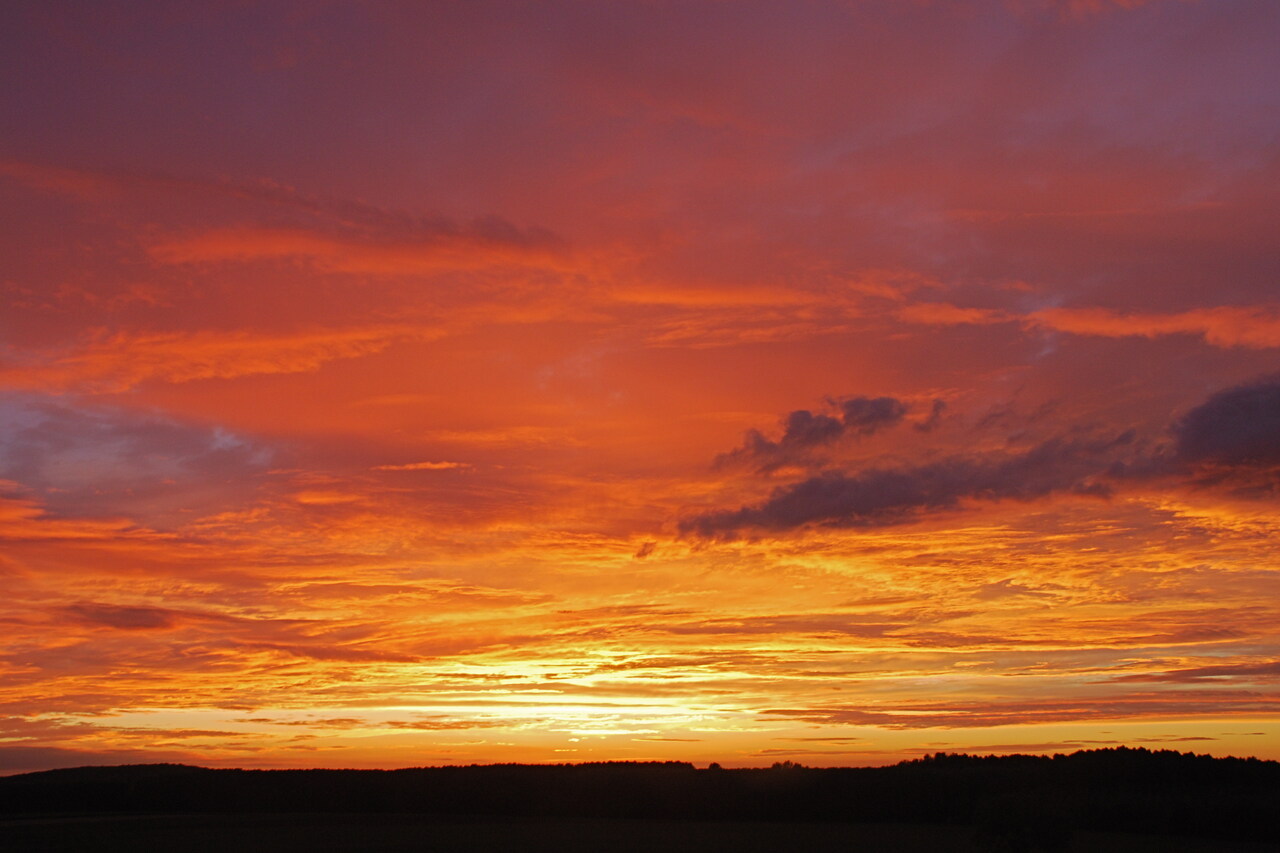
[1,814,1276,853]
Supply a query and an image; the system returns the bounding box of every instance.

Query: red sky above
[3,0,1280,773]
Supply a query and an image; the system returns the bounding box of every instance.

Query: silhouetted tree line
[2,748,1277,846]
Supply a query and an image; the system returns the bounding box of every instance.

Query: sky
[2,0,1280,774]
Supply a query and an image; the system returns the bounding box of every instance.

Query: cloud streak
[1032,306,1280,350]
[688,432,1132,537]
[372,461,472,472]
[896,302,1280,350]
[762,691,1280,729]
[148,223,570,275]
[0,325,440,392]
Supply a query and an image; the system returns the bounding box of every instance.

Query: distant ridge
[3,748,1278,845]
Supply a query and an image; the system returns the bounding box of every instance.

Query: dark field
[2,814,1275,853]
[6,751,1280,851]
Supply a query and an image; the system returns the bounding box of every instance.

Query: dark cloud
[692,374,1280,539]
[784,409,846,445]
[1174,376,1280,467]
[1112,660,1280,684]
[716,396,910,472]
[916,399,946,432]
[688,433,1131,538]
[838,396,907,436]
[64,603,178,631]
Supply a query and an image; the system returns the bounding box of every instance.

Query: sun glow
[2,0,1280,776]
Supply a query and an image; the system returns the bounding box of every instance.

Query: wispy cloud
[148,224,571,275]
[372,461,473,472]
[762,691,1280,729]
[1031,306,1280,350]
[895,302,1280,350]
[0,325,439,392]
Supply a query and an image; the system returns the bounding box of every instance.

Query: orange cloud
[762,690,1280,729]
[149,226,573,275]
[1029,306,1280,349]
[891,301,1280,350]
[372,461,473,471]
[895,303,1011,326]
[608,282,812,308]
[0,325,440,392]
[4,0,1279,773]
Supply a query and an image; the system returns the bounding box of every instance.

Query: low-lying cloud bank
[685,375,1280,538]
[715,395,942,473]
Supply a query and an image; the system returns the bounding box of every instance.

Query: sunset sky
[3,0,1280,774]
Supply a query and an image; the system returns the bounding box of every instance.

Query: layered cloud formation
[1,0,1278,772]
[688,376,1280,537]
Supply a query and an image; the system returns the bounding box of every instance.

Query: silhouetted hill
[3,748,1278,846]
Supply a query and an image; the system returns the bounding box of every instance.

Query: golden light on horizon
[2,0,1279,777]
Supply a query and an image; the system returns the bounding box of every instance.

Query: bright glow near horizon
[1,0,1279,774]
